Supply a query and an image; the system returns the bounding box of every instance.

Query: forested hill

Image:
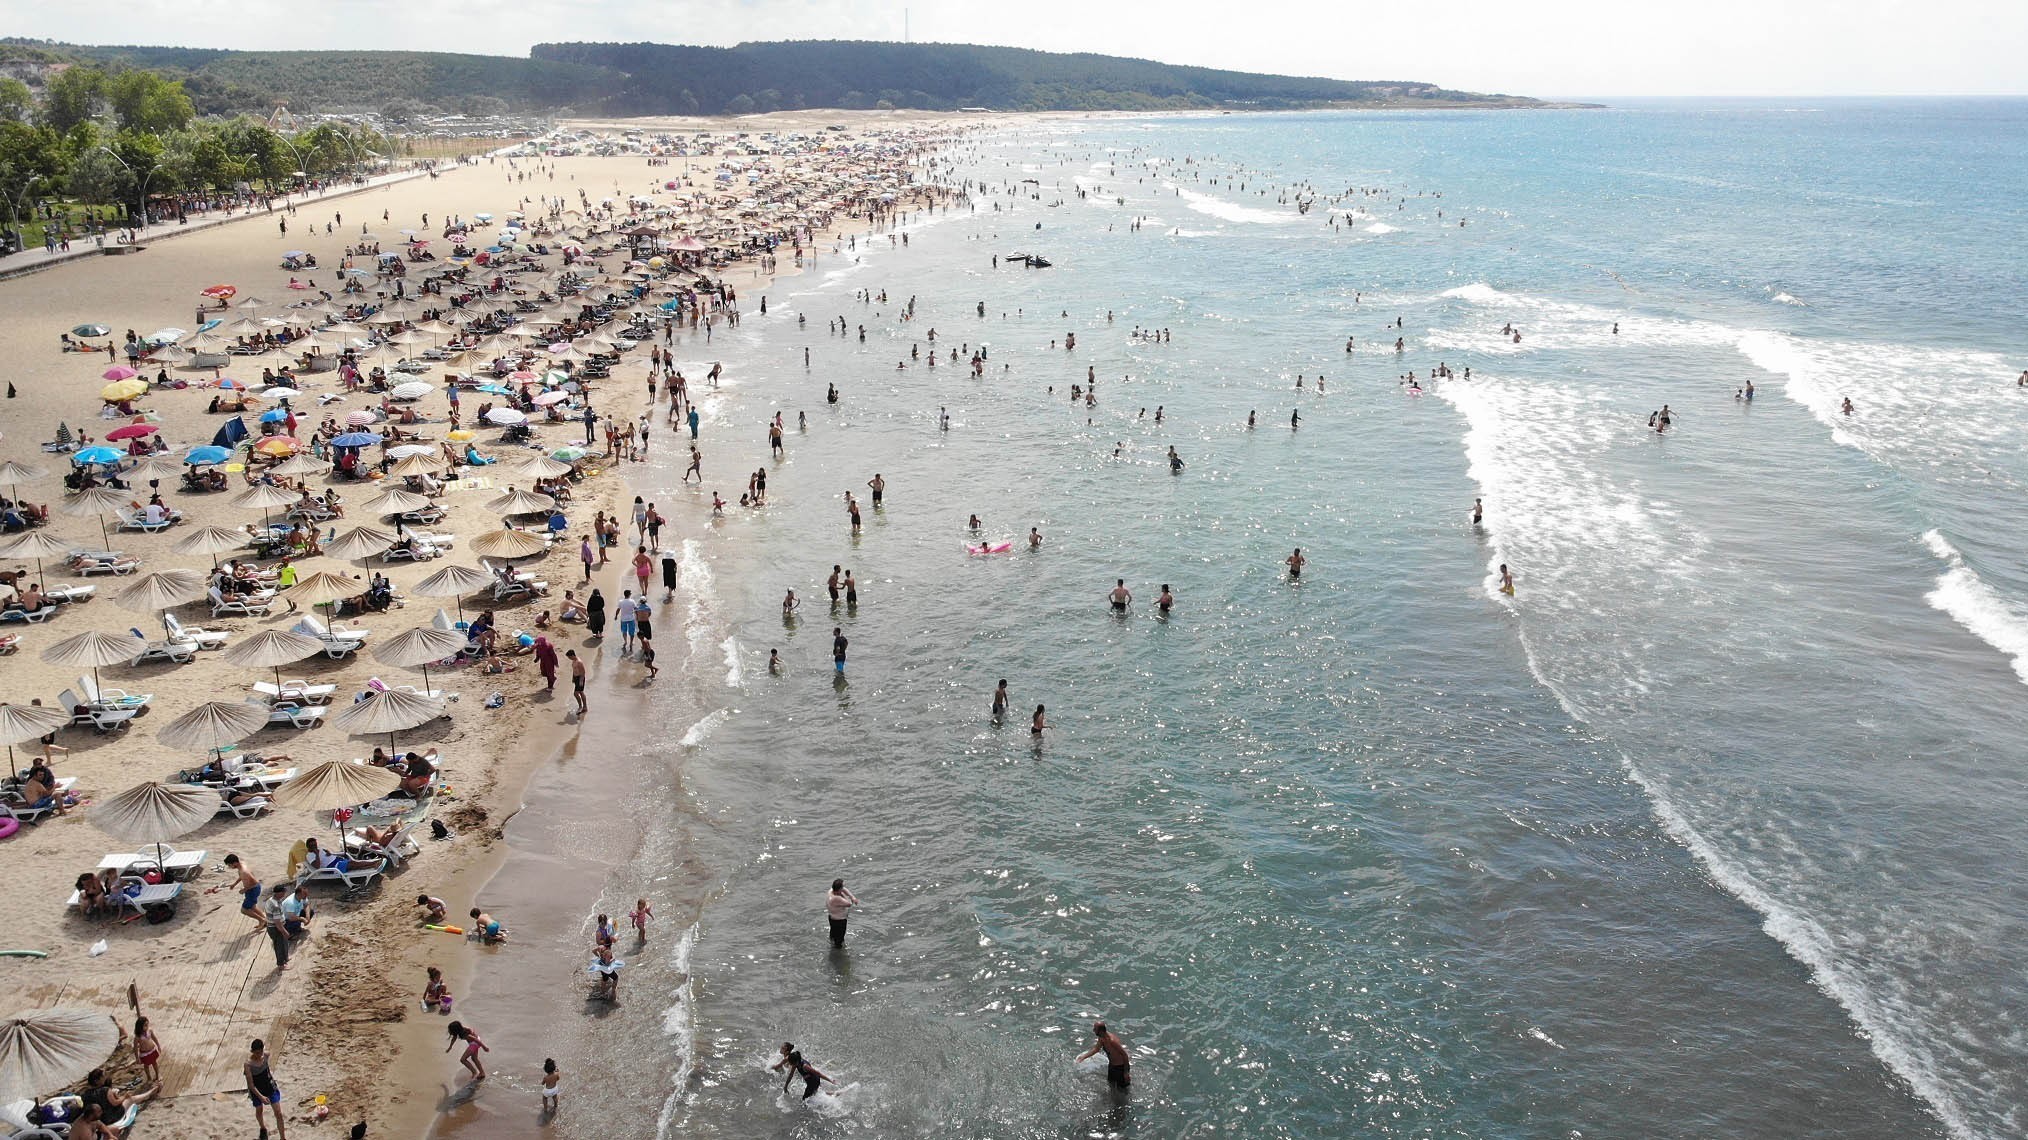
[0,37,1547,118]
[531,40,1543,114]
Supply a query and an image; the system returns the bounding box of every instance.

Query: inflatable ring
[0,816,20,840]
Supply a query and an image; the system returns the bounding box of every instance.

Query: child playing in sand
[416,894,448,924]
[422,965,452,1014]
[469,909,508,943]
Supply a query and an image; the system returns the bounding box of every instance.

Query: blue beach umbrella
[73,323,111,338]
[73,446,123,466]
[259,409,290,424]
[282,250,305,259]
[332,432,384,448]
[184,445,232,466]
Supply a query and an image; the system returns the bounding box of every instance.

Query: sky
[4,0,2026,97]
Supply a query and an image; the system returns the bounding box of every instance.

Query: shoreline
[418,216,852,1140]
[0,118,951,1140]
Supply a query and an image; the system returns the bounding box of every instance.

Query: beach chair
[396,504,447,525]
[252,679,338,704]
[128,636,199,666]
[210,585,274,617]
[293,613,368,657]
[164,614,230,648]
[114,507,174,533]
[43,583,96,604]
[77,676,151,710]
[299,855,387,892]
[431,608,483,658]
[390,684,458,703]
[346,822,423,868]
[2,799,60,825]
[0,605,56,624]
[96,844,208,881]
[74,877,183,921]
[217,792,272,819]
[58,690,139,733]
[226,763,298,792]
[250,697,325,730]
[284,501,337,522]
[69,551,140,576]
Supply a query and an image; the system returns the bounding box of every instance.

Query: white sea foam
[1737,331,2026,493]
[1922,531,2028,685]
[1162,182,1299,225]
[678,708,729,748]
[1363,222,1400,235]
[1771,291,1808,306]
[1432,282,1736,354]
[1444,373,1983,1140]
[721,636,744,687]
[653,922,702,1140]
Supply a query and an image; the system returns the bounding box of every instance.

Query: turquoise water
[581,102,2028,1139]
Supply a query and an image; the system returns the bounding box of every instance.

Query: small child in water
[630,898,654,942]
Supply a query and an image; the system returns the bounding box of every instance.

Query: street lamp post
[97,146,163,234]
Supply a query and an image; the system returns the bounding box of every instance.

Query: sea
[444,100,2028,1140]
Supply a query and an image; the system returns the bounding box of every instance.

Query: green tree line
[0,64,393,243]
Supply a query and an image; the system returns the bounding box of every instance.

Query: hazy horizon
[5,0,2023,99]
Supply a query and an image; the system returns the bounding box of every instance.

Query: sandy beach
[0,118,961,1140]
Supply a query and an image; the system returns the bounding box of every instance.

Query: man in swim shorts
[1076,1021,1131,1089]
[1109,579,1132,611]
[1286,548,1305,580]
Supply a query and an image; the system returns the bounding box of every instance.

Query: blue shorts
[619,620,637,637]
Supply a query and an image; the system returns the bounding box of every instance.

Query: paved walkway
[0,166,434,283]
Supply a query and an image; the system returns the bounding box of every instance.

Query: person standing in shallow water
[826,879,858,946]
[1076,1021,1132,1090]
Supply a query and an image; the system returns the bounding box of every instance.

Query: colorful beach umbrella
[101,366,139,382]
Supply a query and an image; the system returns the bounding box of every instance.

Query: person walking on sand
[1076,1021,1132,1090]
[827,879,859,947]
[226,854,266,930]
[580,534,595,582]
[246,1038,287,1140]
[534,636,559,692]
[568,650,588,714]
[446,1021,489,1081]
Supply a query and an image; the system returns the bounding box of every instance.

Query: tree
[41,65,106,134]
[108,71,195,134]
[0,78,32,123]
[724,94,755,115]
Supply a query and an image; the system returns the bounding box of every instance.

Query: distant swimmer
[1031,704,1047,736]
[1498,563,1516,596]
[1157,584,1174,614]
[867,473,885,507]
[1345,337,1355,353]
[1075,1021,1132,1090]
[773,1043,837,1100]
[1290,409,1301,429]
[992,679,1009,717]
[1286,548,1305,580]
[1841,397,1855,416]
[1167,446,1184,472]
[768,649,782,674]
[1029,527,1044,549]
[1612,322,1620,335]
[2019,370,2027,387]
[939,406,951,431]
[968,514,983,531]
[1247,410,1257,429]
[782,588,800,615]
[1109,578,1133,612]
[1471,498,1483,526]
[832,627,848,673]
[1745,380,1755,401]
